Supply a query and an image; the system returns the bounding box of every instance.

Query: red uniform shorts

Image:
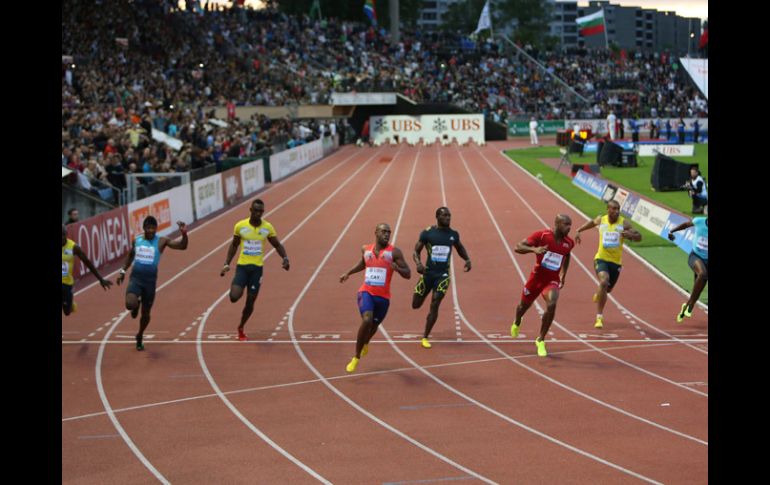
[520,272,561,305]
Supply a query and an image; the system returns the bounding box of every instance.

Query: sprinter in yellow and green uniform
[574,200,641,329]
[220,199,290,342]
[62,224,113,315]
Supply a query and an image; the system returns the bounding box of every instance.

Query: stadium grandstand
[63,0,707,221]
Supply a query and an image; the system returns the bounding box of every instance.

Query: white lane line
[452,148,707,439]
[89,148,364,483]
[192,147,398,483]
[283,145,497,484]
[374,147,663,482]
[64,338,709,345]
[95,311,170,483]
[65,342,681,423]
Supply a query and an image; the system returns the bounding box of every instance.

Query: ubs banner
[370,115,485,145]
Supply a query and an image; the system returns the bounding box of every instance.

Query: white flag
[473,1,491,35]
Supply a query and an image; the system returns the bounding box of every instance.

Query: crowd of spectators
[63,0,707,202]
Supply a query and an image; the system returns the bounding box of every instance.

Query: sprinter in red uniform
[340,223,411,373]
[511,214,574,357]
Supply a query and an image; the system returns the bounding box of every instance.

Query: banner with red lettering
[221,166,244,206]
[369,114,485,145]
[127,184,195,240]
[65,206,131,280]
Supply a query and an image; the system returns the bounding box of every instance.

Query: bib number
[243,239,262,256]
[365,267,387,287]
[695,236,708,254]
[602,230,620,248]
[135,246,156,265]
[62,262,69,277]
[431,245,450,263]
[541,251,564,271]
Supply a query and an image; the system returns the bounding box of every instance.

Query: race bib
[431,245,451,263]
[602,230,621,248]
[62,262,69,277]
[365,267,387,286]
[135,245,156,265]
[243,239,262,256]
[541,251,564,271]
[695,236,708,254]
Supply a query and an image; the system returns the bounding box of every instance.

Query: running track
[62,141,707,484]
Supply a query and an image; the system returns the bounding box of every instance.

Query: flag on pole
[310,0,322,20]
[698,27,708,49]
[576,9,605,36]
[363,0,377,26]
[473,0,492,35]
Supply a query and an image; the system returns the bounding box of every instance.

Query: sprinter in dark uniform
[412,207,471,349]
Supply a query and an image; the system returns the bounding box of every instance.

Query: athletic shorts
[127,274,158,308]
[688,252,708,277]
[520,272,560,306]
[594,259,622,291]
[62,283,73,311]
[357,291,390,324]
[232,264,264,295]
[414,270,451,298]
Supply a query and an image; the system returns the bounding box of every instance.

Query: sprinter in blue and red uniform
[340,223,411,373]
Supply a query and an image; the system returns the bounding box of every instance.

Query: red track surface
[62,141,707,484]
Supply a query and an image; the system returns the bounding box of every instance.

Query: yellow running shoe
[346,357,359,373]
[361,344,369,358]
[676,303,689,323]
[510,321,521,338]
[684,304,693,317]
[535,338,547,357]
[421,338,432,349]
[71,301,78,313]
[594,316,603,329]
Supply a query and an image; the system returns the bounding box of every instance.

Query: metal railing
[126,172,191,204]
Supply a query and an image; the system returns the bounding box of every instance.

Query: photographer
[684,165,708,214]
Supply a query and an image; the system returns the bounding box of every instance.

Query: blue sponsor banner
[572,170,608,199]
[620,193,640,218]
[571,169,695,253]
[584,141,636,153]
[662,212,696,253]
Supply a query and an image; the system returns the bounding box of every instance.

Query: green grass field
[503,146,707,304]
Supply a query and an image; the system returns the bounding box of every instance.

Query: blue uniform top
[132,235,161,278]
[691,217,708,260]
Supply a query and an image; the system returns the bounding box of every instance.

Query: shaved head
[554,214,572,237]
[375,223,392,247]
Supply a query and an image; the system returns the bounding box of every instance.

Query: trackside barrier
[572,169,696,253]
[65,137,340,280]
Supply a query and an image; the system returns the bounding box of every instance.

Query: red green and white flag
[576,9,605,36]
[363,0,377,26]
